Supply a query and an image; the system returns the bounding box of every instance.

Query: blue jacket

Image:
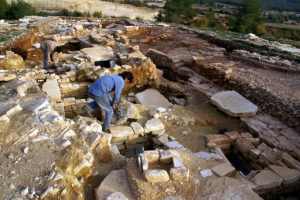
[89,75,124,105]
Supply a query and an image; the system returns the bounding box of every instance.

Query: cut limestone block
[135,89,172,108]
[130,122,144,136]
[81,46,114,63]
[268,165,300,185]
[251,170,283,192]
[144,118,165,135]
[211,91,258,117]
[42,79,61,102]
[211,163,236,177]
[170,167,189,181]
[95,169,134,200]
[144,150,160,164]
[110,126,134,143]
[144,169,170,183]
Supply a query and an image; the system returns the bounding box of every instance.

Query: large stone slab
[110,126,134,143]
[135,89,172,108]
[95,169,134,200]
[269,165,300,185]
[42,79,61,101]
[144,169,170,183]
[81,46,114,63]
[211,91,258,117]
[251,170,283,192]
[212,163,236,177]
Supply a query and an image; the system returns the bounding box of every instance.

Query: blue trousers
[89,93,113,130]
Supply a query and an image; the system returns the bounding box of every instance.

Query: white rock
[144,118,165,135]
[144,169,170,183]
[42,79,61,102]
[200,169,213,178]
[106,192,128,200]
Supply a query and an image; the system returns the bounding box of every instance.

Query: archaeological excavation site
[1,10,300,200]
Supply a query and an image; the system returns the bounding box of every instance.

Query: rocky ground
[0,16,300,200]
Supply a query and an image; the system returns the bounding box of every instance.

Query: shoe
[102,128,111,133]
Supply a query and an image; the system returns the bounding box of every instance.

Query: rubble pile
[1,16,300,200]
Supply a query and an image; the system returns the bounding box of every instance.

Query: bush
[0,0,9,19]
[93,11,102,18]
[157,0,196,23]
[5,0,35,20]
[72,10,83,17]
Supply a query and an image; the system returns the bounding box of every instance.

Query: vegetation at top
[0,0,36,19]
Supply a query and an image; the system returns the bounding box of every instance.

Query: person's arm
[112,80,124,106]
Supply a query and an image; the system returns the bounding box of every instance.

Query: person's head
[119,71,134,84]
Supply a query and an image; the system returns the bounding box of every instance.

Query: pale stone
[135,89,172,108]
[159,150,174,163]
[251,170,283,192]
[200,177,263,200]
[170,167,189,181]
[144,118,165,135]
[144,169,170,183]
[42,79,61,101]
[95,169,134,200]
[110,126,134,143]
[81,46,114,63]
[193,151,223,160]
[172,156,184,168]
[212,163,236,177]
[98,134,113,162]
[130,122,144,136]
[200,169,213,178]
[211,91,258,117]
[165,141,184,149]
[106,192,128,200]
[144,150,159,164]
[269,165,300,185]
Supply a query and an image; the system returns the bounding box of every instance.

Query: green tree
[157,0,196,23]
[0,0,9,19]
[5,0,35,19]
[231,0,264,34]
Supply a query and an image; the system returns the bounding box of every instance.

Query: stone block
[135,89,172,108]
[106,192,128,200]
[165,141,184,149]
[98,134,113,162]
[211,91,258,117]
[144,118,165,134]
[251,170,283,192]
[110,126,134,143]
[144,150,160,164]
[144,169,170,183]
[211,163,236,177]
[159,150,174,164]
[130,122,144,136]
[81,46,114,63]
[42,79,61,102]
[269,165,300,185]
[170,167,189,181]
[172,156,185,168]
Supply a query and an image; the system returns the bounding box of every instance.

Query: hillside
[214,0,300,12]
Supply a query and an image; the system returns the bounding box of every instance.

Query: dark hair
[119,71,134,83]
